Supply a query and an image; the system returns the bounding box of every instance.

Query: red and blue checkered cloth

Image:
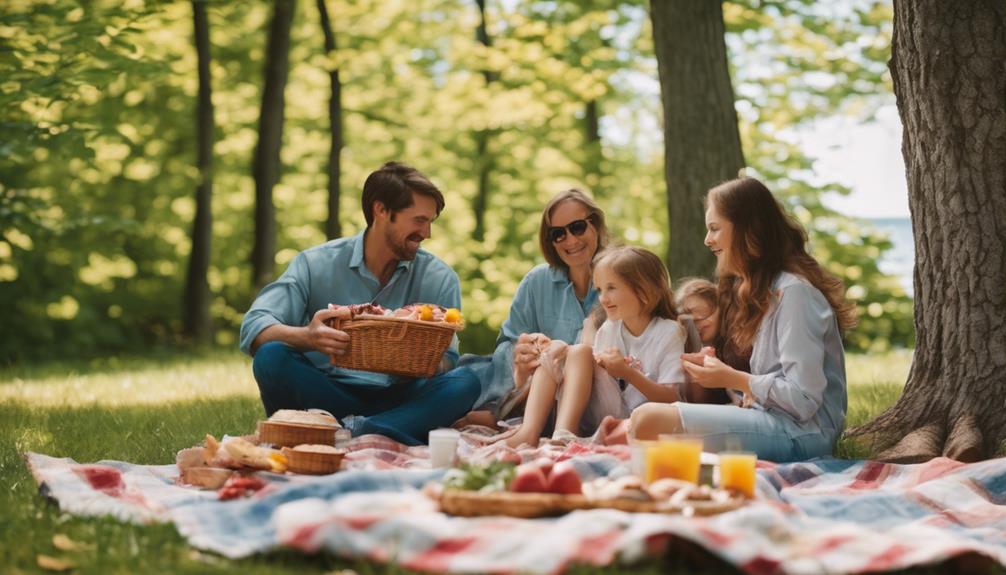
[26,432,1006,573]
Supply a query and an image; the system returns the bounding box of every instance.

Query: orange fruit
[444,308,462,324]
[419,304,434,321]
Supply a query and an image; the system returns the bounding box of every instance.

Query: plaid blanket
[25,432,1006,574]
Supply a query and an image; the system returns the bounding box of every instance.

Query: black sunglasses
[548,217,594,243]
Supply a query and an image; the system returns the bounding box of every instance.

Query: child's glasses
[548,217,593,243]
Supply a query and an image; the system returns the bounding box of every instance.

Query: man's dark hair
[361,161,445,227]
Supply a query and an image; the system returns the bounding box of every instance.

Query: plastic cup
[428,428,461,468]
[646,435,703,484]
[718,452,757,497]
[629,439,655,479]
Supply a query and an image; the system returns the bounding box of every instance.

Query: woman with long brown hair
[630,177,857,462]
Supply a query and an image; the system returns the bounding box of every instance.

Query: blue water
[868,217,914,296]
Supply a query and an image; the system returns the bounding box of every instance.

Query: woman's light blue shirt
[747,271,848,437]
[475,263,597,407]
[676,271,848,461]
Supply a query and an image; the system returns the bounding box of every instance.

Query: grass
[1,349,991,574]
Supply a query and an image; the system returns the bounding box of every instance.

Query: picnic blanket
[26,432,1006,574]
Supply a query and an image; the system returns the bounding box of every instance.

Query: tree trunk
[649,0,745,280]
[317,0,343,240]
[471,0,495,243]
[251,0,295,289]
[584,98,605,196]
[183,0,213,342]
[846,0,1006,462]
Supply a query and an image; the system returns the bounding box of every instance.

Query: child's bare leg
[505,368,559,448]
[629,403,684,440]
[554,344,594,435]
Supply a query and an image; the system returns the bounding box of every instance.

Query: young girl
[674,278,735,405]
[675,278,719,347]
[504,246,686,447]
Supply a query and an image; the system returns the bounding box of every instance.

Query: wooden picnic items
[435,460,748,519]
[257,408,342,447]
[176,410,349,491]
[324,303,465,379]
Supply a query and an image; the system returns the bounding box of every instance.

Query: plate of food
[433,460,749,519]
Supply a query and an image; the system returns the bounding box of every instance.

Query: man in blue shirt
[239,161,480,445]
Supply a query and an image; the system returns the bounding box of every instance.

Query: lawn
[1,349,968,574]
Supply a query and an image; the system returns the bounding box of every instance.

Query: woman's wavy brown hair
[707,178,857,359]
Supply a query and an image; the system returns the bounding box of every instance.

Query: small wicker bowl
[258,421,338,447]
[328,314,463,378]
[281,445,346,475]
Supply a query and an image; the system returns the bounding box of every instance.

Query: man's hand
[305,307,351,358]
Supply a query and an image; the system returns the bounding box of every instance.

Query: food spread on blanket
[327,302,464,325]
[176,410,348,498]
[440,460,742,503]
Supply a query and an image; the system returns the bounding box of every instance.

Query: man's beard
[386,228,421,261]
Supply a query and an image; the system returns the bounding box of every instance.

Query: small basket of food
[257,409,342,447]
[281,444,346,475]
[326,303,464,379]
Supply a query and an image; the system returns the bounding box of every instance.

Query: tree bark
[583,98,605,196]
[649,0,745,280]
[251,0,295,289]
[317,0,343,240]
[846,0,1006,462]
[471,0,495,243]
[183,0,213,342]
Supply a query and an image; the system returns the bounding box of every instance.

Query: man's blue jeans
[252,342,481,445]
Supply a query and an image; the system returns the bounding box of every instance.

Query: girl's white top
[582,316,686,431]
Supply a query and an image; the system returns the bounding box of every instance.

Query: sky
[796,105,911,219]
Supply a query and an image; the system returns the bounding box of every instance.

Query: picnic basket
[328,313,463,379]
[257,420,338,447]
[281,446,346,475]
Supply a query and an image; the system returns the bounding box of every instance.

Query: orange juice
[718,452,757,497]
[645,436,703,484]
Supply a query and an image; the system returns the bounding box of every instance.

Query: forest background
[1,0,915,364]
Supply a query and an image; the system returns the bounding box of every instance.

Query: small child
[674,277,745,406]
[675,278,719,347]
[504,246,687,447]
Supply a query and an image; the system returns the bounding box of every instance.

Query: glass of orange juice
[718,452,757,497]
[645,435,703,484]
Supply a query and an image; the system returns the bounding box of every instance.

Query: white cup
[428,428,461,468]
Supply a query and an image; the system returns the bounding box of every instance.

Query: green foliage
[1,0,913,361]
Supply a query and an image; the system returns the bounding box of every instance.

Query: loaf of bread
[268,409,340,428]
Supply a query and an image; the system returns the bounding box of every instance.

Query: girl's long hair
[708,178,857,358]
[593,246,677,321]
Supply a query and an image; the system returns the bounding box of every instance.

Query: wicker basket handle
[386,320,410,341]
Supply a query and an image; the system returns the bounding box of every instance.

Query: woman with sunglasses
[456,189,609,425]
